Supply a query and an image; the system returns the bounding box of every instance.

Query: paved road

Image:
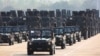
[0,34,100,56]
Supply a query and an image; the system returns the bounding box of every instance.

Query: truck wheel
[83,37,87,40]
[77,37,81,42]
[11,41,14,45]
[24,37,28,42]
[54,48,55,54]
[9,39,12,45]
[50,49,53,55]
[69,38,73,46]
[17,38,22,43]
[73,38,76,44]
[9,42,12,45]
[17,39,20,43]
[27,49,33,55]
[20,39,22,43]
[9,41,14,45]
[61,41,66,49]
[61,45,65,49]
[50,46,54,55]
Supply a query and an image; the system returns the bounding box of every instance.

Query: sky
[0,0,99,11]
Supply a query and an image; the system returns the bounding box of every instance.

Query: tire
[9,39,12,45]
[24,36,28,42]
[69,38,73,46]
[61,45,65,49]
[27,49,33,55]
[9,41,14,45]
[83,36,87,40]
[61,41,65,49]
[77,37,81,42]
[20,39,22,43]
[17,39,20,43]
[50,46,54,55]
[50,50,53,55]
[54,48,55,54]
[9,42,12,45]
[73,37,76,44]
[17,37,22,43]
[11,41,14,45]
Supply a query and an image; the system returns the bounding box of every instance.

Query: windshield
[71,27,75,31]
[30,30,41,37]
[64,27,72,33]
[0,27,12,33]
[41,30,51,37]
[19,26,27,31]
[30,30,52,38]
[12,27,19,32]
[54,28,63,35]
[76,27,79,31]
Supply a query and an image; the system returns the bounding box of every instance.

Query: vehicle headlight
[66,33,70,36]
[28,39,33,45]
[29,42,32,45]
[71,34,73,37]
[47,39,51,45]
[32,38,35,41]
[48,42,51,45]
[56,35,63,38]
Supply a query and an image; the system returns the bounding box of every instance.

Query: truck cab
[54,27,66,49]
[27,29,55,55]
[0,26,14,45]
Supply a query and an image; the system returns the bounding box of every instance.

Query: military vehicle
[64,26,74,45]
[74,26,81,42]
[19,25,28,41]
[12,26,22,43]
[54,27,66,49]
[0,26,14,45]
[27,28,55,55]
[70,26,77,44]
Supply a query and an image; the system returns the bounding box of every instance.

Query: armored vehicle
[54,27,66,49]
[74,26,81,42]
[27,28,55,55]
[12,26,22,43]
[0,26,14,45]
[64,26,74,45]
[19,25,28,41]
[70,26,77,44]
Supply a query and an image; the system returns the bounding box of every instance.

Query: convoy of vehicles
[0,9,99,55]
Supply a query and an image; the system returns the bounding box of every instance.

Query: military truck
[0,26,14,45]
[72,11,88,39]
[70,26,77,44]
[54,27,66,49]
[27,28,55,55]
[19,25,28,41]
[12,26,22,43]
[64,26,74,45]
[74,26,81,42]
